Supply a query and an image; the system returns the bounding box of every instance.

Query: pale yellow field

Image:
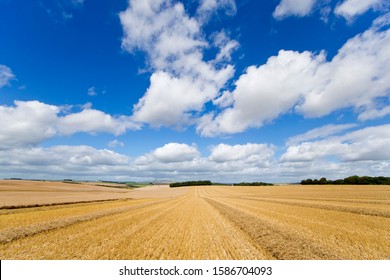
[0,180,185,208]
[1,181,389,260]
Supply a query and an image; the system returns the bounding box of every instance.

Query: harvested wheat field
[1,181,390,260]
[0,180,185,208]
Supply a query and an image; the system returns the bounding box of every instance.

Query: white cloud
[131,72,209,127]
[209,143,275,164]
[132,70,233,127]
[0,101,59,149]
[320,4,332,23]
[297,23,390,118]
[286,123,358,146]
[0,65,15,87]
[199,19,390,136]
[212,90,234,108]
[0,139,389,182]
[197,0,236,22]
[120,0,236,128]
[120,0,205,71]
[0,145,131,180]
[277,159,390,182]
[152,143,200,163]
[372,11,390,28]
[212,31,239,62]
[135,143,200,165]
[358,105,390,121]
[0,101,139,149]
[197,50,325,136]
[273,0,316,19]
[87,86,97,96]
[108,140,125,148]
[281,124,390,162]
[57,108,138,136]
[133,142,276,182]
[273,0,389,22]
[335,0,389,22]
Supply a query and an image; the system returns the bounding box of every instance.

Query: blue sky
[0,0,390,183]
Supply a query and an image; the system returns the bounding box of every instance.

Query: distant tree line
[169,180,274,187]
[301,175,390,185]
[169,180,212,187]
[233,182,274,186]
[62,179,80,184]
[101,180,129,184]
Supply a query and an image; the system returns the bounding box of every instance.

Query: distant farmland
[0,180,389,259]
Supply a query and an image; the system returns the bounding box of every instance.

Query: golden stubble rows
[0,188,267,259]
[199,186,390,259]
[1,184,389,259]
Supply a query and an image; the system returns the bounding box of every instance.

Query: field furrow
[233,197,390,217]
[205,198,340,259]
[1,182,389,260]
[0,199,161,243]
[203,196,390,259]
[0,197,186,259]
[0,188,267,259]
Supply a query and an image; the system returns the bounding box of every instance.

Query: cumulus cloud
[131,71,230,127]
[0,101,139,149]
[0,139,389,182]
[136,143,200,165]
[120,0,390,137]
[297,22,390,118]
[335,0,389,22]
[1,142,272,182]
[57,108,138,136]
[120,0,236,128]
[197,50,325,136]
[209,143,275,164]
[281,124,390,162]
[273,0,316,19]
[120,0,205,70]
[199,18,390,136]
[133,142,276,181]
[0,145,131,180]
[0,65,15,87]
[152,143,200,163]
[0,101,59,149]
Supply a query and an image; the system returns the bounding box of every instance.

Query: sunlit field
[1,181,389,259]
